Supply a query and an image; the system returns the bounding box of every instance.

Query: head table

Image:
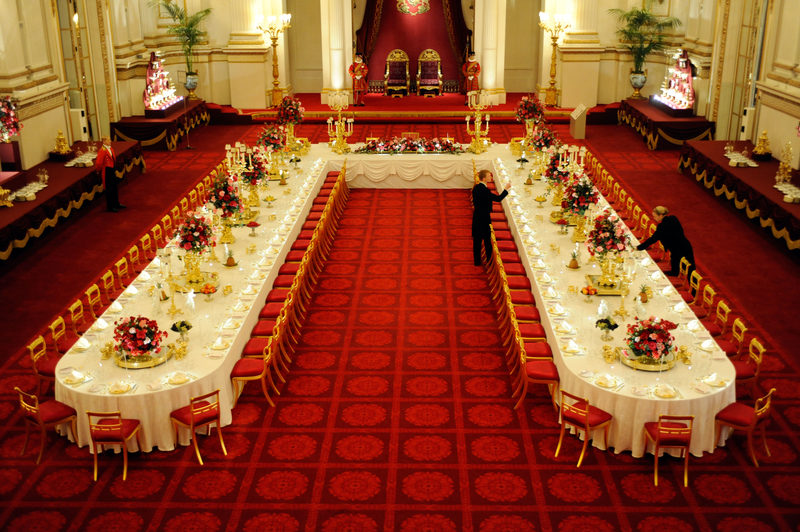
[55,141,734,457]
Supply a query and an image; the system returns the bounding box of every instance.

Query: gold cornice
[226,40,267,46]
[114,39,144,49]
[0,64,54,80]
[17,92,66,120]
[116,65,149,80]
[711,0,731,122]
[758,86,800,118]
[766,72,800,90]
[97,0,115,123]
[0,75,60,93]
[114,49,143,60]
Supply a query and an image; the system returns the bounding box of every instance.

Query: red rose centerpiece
[277,96,305,149]
[208,174,241,244]
[586,212,630,287]
[624,316,677,368]
[0,96,22,142]
[174,213,214,284]
[515,95,545,124]
[113,315,168,367]
[562,174,599,242]
[257,125,286,152]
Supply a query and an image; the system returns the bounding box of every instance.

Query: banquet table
[55,157,329,452]
[490,156,736,457]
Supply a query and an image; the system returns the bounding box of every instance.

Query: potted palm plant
[608,0,681,99]
[150,1,212,99]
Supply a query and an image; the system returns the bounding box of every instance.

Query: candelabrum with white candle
[466,90,491,154]
[327,91,353,155]
[257,14,292,107]
[538,12,571,107]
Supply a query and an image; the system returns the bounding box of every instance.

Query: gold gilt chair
[643,415,694,486]
[87,411,142,481]
[715,388,776,467]
[416,48,442,96]
[384,49,410,97]
[15,387,78,464]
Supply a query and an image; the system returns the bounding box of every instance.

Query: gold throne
[416,49,442,97]
[384,49,410,97]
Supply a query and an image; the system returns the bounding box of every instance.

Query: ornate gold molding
[766,72,800,90]
[759,88,800,119]
[711,0,731,122]
[0,75,60,93]
[96,0,115,123]
[0,64,54,80]
[116,65,149,80]
[17,92,66,120]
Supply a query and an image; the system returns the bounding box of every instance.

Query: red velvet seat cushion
[327,171,340,177]
[302,221,318,230]
[273,275,296,288]
[524,342,553,358]
[507,276,531,290]
[678,289,695,303]
[307,212,323,221]
[321,183,335,189]
[285,250,306,262]
[299,230,315,239]
[91,418,140,443]
[278,263,301,276]
[715,402,754,427]
[26,400,76,425]
[251,320,277,338]
[493,222,509,231]
[732,360,756,379]
[312,197,328,205]
[524,359,559,381]
[693,307,710,319]
[291,239,311,251]
[259,303,284,319]
[520,323,546,339]
[502,263,526,276]
[171,401,218,427]
[564,403,612,427]
[243,338,271,358]
[497,241,517,252]
[494,231,513,240]
[317,188,332,196]
[514,306,541,323]
[35,356,59,377]
[715,339,739,357]
[644,421,691,446]
[266,289,290,303]
[499,252,521,263]
[490,213,506,221]
[511,291,536,305]
[231,358,264,378]
[310,205,326,212]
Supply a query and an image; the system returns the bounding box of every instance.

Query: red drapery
[356,0,469,85]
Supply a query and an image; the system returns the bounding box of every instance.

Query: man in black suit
[472,169,512,266]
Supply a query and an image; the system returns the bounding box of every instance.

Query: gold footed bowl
[114,347,173,369]
[620,352,677,372]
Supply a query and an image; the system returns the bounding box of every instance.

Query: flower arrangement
[586,212,630,258]
[174,213,215,253]
[515,95,545,124]
[208,175,241,218]
[543,155,571,186]
[171,321,193,333]
[0,96,22,142]
[355,136,465,155]
[257,125,286,151]
[240,167,260,186]
[625,316,677,360]
[113,316,167,357]
[276,96,305,125]
[561,174,599,217]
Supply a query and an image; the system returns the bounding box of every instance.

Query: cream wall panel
[755,88,800,169]
[21,0,50,68]
[504,0,539,93]
[1,3,26,74]
[18,102,70,170]
[287,0,322,94]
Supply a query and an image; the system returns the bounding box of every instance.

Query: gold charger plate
[654,385,677,398]
[595,376,619,389]
[64,374,86,385]
[169,374,189,385]
[109,383,131,394]
[211,340,231,351]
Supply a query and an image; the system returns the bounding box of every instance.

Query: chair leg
[260,375,273,406]
[761,425,771,457]
[513,379,528,410]
[653,444,660,486]
[93,443,99,481]
[577,429,590,467]
[122,444,129,481]
[36,427,47,465]
[70,418,78,447]
[216,423,227,456]
[231,380,242,409]
[682,449,689,487]
[20,422,30,457]
[193,431,204,465]
[746,430,759,467]
[555,423,566,457]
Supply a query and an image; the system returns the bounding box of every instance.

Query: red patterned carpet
[2,189,800,532]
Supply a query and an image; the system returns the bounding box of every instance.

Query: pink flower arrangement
[514,95,545,124]
[625,316,677,360]
[208,175,241,218]
[543,154,571,186]
[561,174,599,217]
[585,212,630,258]
[113,316,167,357]
[174,212,215,253]
[524,123,562,151]
[355,136,465,154]
[257,126,286,151]
[276,96,305,125]
[0,96,22,141]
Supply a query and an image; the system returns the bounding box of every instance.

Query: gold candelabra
[258,13,291,108]
[538,12,571,107]
[327,91,353,155]
[466,90,491,154]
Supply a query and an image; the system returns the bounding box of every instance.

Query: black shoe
[109,208,119,213]
[117,204,127,209]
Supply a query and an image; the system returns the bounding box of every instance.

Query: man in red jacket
[349,54,369,106]
[95,135,126,212]
[462,51,480,105]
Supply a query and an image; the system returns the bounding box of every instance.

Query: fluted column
[0,3,26,76]
[321,0,352,105]
[228,0,263,46]
[474,0,507,104]
[563,0,599,45]
[138,0,157,37]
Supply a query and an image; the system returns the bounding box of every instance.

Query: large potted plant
[608,0,681,99]
[150,1,212,99]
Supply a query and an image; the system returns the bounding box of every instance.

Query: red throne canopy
[356,0,469,92]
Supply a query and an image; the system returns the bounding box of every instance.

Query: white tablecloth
[55,158,329,452]
[491,157,736,457]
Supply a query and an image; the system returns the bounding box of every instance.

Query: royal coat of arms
[397,0,430,16]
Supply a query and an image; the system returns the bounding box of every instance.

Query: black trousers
[668,245,695,278]
[104,167,119,210]
[473,233,492,265]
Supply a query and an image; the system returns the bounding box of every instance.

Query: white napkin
[564,339,581,353]
[540,272,552,283]
[519,217,529,224]
[89,384,105,393]
[557,321,575,334]
[242,284,257,295]
[515,206,523,214]
[148,382,163,391]
[151,257,161,268]
[233,301,249,312]
[279,224,290,233]
[704,373,726,386]
[289,206,300,215]
[110,381,128,393]
[108,301,123,313]
[170,371,189,384]
[596,374,616,387]
[511,198,520,205]
[138,271,151,281]
[544,286,559,298]
[250,270,263,280]
[641,257,652,267]
[74,337,91,350]
[632,386,647,396]
[92,318,109,331]
[211,337,228,350]
[701,339,716,351]
[694,383,711,394]
[662,286,676,296]
[293,198,303,205]
[271,235,282,244]
[651,271,663,281]
[712,351,727,361]
[59,366,74,374]
[529,247,542,257]
[525,235,536,245]
[673,301,689,313]
[655,383,676,398]
[123,285,139,296]
[579,370,594,378]
[283,215,293,223]
[686,319,701,332]
[223,318,239,329]
[64,370,84,384]
[550,303,565,314]
[265,246,279,255]
[535,258,547,269]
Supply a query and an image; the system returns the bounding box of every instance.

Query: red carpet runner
[2,189,799,531]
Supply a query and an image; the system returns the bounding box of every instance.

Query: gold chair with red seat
[555,389,613,467]
[732,337,764,399]
[701,299,731,337]
[28,336,57,396]
[15,387,77,464]
[85,284,106,320]
[170,389,227,465]
[67,300,91,337]
[100,270,123,304]
[231,343,276,408]
[677,270,703,304]
[716,318,747,358]
[714,388,776,467]
[127,245,146,273]
[48,316,69,354]
[692,284,716,319]
[87,411,142,481]
[511,335,559,411]
[643,415,694,486]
